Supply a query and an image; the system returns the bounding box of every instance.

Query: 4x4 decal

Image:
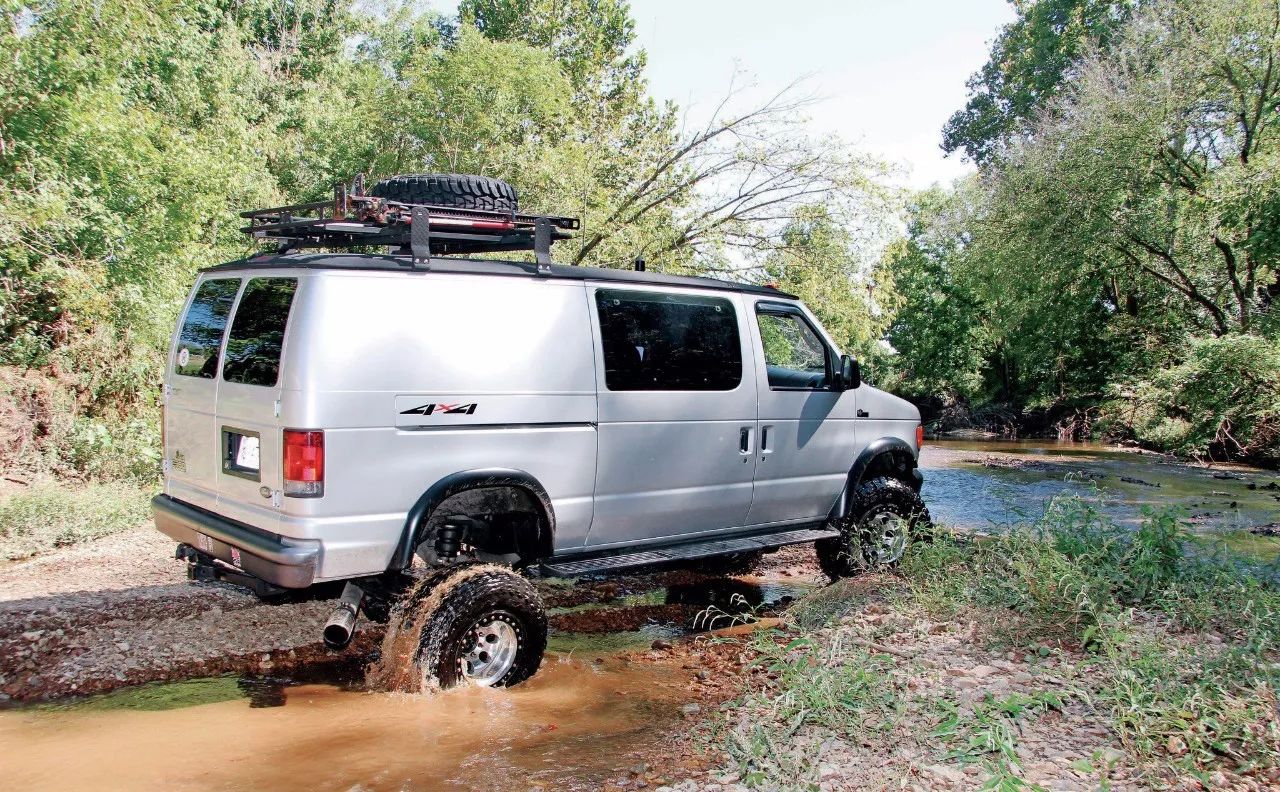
[399,402,478,416]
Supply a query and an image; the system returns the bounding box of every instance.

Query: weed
[0,481,152,559]
[931,691,1068,791]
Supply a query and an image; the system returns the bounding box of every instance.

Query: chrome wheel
[461,614,520,686]
[863,510,908,566]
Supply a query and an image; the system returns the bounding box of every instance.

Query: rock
[1166,736,1188,756]
[680,703,701,716]
[924,764,966,784]
[652,639,672,650]
[970,664,1000,678]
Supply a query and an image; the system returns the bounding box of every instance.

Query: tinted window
[222,278,298,387]
[175,279,240,378]
[596,289,741,391]
[757,310,830,389]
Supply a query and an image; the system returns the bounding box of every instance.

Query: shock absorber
[435,516,472,561]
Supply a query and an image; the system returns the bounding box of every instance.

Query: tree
[942,0,1136,165]
[885,185,994,399]
[986,0,1280,337]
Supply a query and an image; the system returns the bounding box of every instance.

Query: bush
[0,482,153,560]
[1105,335,1280,465]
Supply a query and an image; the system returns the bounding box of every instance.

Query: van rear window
[175,279,240,378]
[222,277,298,387]
[595,289,742,391]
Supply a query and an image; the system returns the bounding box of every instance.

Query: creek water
[3,441,1276,790]
[922,439,1280,559]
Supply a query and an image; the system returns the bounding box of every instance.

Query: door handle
[739,427,752,454]
[760,424,773,454]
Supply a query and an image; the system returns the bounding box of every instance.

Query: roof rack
[240,175,580,273]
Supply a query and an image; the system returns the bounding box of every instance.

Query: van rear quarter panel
[280,271,598,580]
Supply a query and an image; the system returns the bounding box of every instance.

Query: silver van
[153,173,930,689]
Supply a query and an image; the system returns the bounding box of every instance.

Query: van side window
[595,289,742,391]
[222,278,299,387]
[756,309,831,389]
[174,279,240,378]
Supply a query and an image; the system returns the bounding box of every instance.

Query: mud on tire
[815,476,932,580]
[370,173,518,212]
[410,565,547,690]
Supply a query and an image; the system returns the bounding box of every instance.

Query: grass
[900,496,1280,780]
[706,495,1280,788]
[0,481,153,560]
[716,629,904,788]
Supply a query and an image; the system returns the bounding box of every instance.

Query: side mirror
[839,355,861,391]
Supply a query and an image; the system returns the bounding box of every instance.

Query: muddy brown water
[1,657,687,790]
[3,440,1277,789]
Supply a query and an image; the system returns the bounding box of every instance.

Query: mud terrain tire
[412,565,546,689]
[370,173,518,212]
[815,476,932,580]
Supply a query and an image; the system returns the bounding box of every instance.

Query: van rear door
[213,276,300,528]
[164,277,240,511]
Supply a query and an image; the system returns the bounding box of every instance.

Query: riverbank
[619,511,1280,791]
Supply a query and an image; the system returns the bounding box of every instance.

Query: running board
[540,527,838,577]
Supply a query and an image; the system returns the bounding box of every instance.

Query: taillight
[283,429,324,497]
[916,424,925,449]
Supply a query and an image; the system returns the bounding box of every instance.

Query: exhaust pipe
[323,582,365,650]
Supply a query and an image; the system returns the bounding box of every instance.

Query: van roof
[202,253,798,300]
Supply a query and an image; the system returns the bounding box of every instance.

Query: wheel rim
[461,614,520,686]
[863,510,908,565]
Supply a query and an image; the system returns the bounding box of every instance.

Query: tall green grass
[0,482,152,560]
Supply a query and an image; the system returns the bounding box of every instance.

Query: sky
[631,0,1014,189]
[429,1,1015,190]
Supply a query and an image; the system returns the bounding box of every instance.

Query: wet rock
[1120,476,1159,487]
[652,639,672,650]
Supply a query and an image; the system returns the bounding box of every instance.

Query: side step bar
[540,527,838,577]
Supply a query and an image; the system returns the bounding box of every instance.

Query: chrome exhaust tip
[322,582,365,650]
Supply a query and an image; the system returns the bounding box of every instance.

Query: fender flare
[828,437,922,519]
[388,468,555,570]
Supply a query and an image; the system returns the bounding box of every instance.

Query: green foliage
[885,185,995,399]
[0,481,152,559]
[943,0,1137,164]
[1108,335,1280,464]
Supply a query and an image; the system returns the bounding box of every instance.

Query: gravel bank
[0,525,364,702]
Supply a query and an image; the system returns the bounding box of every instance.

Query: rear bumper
[152,495,320,589]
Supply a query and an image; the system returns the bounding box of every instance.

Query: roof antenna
[633,256,646,272]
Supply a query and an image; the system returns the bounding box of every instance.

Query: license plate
[235,435,260,470]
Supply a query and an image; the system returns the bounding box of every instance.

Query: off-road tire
[413,565,546,689]
[692,550,764,576]
[815,476,932,580]
[370,173,518,212]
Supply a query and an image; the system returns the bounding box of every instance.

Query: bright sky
[428,0,1015,189]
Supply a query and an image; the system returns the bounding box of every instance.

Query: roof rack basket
[240,176,580,273]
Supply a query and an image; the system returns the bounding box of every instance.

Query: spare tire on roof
[369,173,519,212]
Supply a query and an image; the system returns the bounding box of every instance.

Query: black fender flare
[388,468,555,570]
[828,437,922,519]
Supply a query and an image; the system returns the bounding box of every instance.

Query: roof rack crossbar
[240,177,580,261]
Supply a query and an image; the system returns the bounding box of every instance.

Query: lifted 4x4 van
[153,174,930,689]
